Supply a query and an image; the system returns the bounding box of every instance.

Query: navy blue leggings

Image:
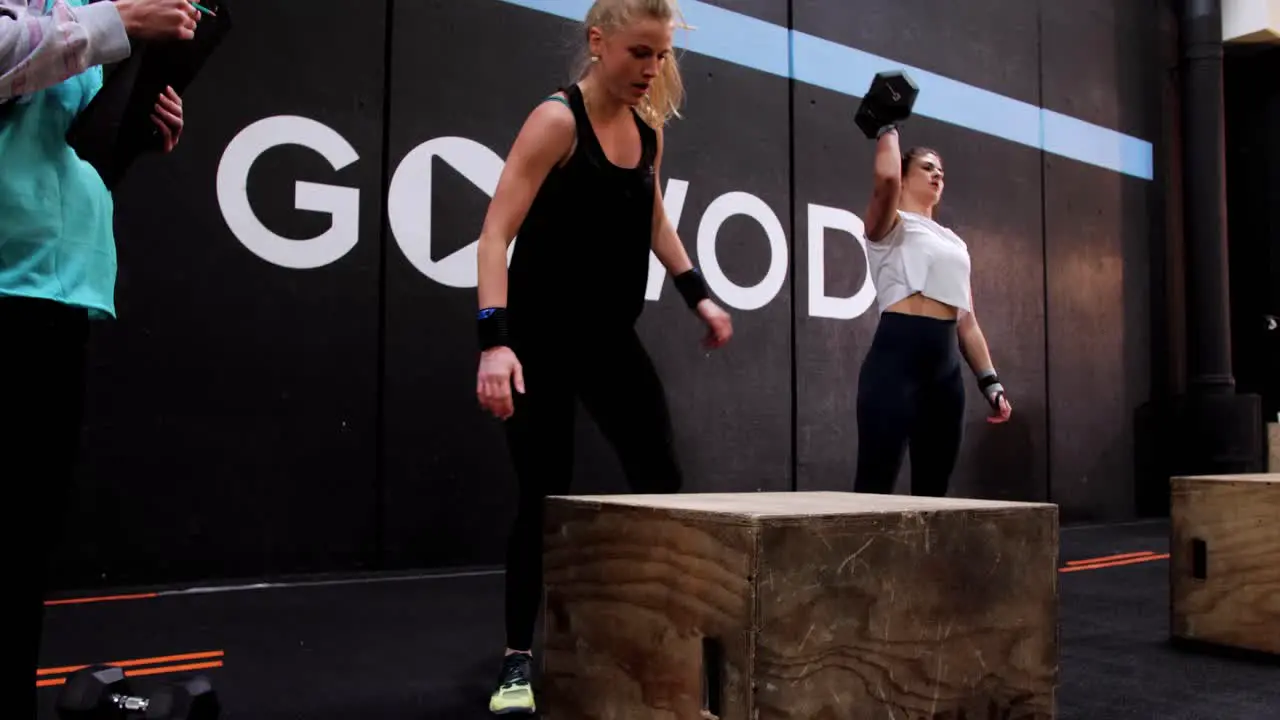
[854,311,966,497]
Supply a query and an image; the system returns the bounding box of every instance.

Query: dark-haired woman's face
[905,153,944,206]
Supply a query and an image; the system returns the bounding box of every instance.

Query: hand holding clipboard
[112,0,202,41]
[66,0,233,189]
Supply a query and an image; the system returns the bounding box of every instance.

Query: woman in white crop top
[852,124,1012,498]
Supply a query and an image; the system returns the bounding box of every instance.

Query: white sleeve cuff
[76,1,132,67]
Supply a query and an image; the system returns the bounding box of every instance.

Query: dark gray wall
[48,0,1176,590]
[1039,0,1161,521]
[60,0,388,587]
[378,0,793,573]
[792,0,1050,504]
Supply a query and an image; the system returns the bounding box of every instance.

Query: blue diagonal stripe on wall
[495,0,1155,181]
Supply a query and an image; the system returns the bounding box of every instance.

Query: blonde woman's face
[590,17,674,105]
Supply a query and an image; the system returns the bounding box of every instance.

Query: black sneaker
[488,652,536,715]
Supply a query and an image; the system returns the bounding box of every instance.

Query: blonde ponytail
[578,0,692,129]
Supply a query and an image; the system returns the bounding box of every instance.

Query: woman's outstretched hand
[987,392,1012,424]
[477,347,524,420]
[696,299,733,350]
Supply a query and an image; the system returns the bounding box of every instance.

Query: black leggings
[855,311,966,497]
[501,327,682,652]
[0,297,90,720]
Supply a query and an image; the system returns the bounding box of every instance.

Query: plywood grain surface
[1171,474,1280,656]
[542,493,1060,719]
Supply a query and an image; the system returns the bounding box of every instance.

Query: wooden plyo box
[541,491,1059,720]
[1170,474,1280,656]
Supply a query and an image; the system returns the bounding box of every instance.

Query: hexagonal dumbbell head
[179,676,221,720]
[56,664,134,719]
[143,676,221,720]
[855,69,921,139]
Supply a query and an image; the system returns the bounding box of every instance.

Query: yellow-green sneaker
[489,652,536,715]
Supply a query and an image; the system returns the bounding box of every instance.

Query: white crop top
[866,210,972,313]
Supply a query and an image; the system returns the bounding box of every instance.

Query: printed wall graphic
[48,0,1171,589]
[216,120,832,315]
[217,115,365,270]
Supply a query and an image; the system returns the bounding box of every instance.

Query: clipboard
[66,0,233,189]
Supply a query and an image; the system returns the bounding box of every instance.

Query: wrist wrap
[976,369,1005,409]
[477,307,510,351]
[673,268,710,309]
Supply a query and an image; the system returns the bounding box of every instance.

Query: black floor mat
[37,520,1278,719]
[1056,520,1277,720]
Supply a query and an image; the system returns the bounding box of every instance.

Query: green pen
[190,1,215,15]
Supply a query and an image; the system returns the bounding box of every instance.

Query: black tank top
[506,83,658,340]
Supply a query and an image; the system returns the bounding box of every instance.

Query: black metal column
[1173,0,1265,476]
[1180,0,1236,394]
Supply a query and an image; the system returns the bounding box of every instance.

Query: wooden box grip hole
[701,636,722,719]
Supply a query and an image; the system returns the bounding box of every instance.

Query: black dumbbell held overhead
[855,69,920,139]
[56,665,220,720]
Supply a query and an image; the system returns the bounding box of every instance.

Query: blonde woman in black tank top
[469,1,733,714]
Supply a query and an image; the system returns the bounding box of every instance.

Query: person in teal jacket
[1,0,199,715]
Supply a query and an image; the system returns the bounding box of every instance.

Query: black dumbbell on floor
[56,664,220,720]
[855,69,920,139]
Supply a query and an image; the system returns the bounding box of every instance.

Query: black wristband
[673,268,710,309]
[976,370,1005,408]
[477,307,510,351]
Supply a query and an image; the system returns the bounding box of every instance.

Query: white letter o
[696,192,788,311]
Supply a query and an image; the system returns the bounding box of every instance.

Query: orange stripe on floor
[38,650,225,677]
[36,660,224,688]
[1065,550,1158,566]
[119,660,224,678]
[44,592,159,606]
[37,651,225,688]
[1060,553,1170,573]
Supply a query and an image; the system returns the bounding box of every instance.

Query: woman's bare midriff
[884,292,959,320]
